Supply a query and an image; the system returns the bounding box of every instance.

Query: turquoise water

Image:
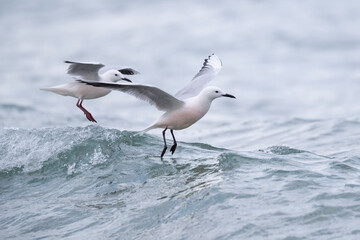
[1,0,360,239]
[1,124,360,239]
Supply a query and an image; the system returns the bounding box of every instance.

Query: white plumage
[41,61,139,122]
[78,54,235,157]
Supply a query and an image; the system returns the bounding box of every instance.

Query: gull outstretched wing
[175,54,222,100]
[118,68,140,75]
[77,80,184,112]
[65,61,105,81]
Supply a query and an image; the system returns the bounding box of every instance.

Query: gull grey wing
[118,68,140,75]
[65,61,105,81]
[77,80,184,111]
[175,54,222,100]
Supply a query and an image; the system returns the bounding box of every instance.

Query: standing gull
[78,54,235,157]
[41,61,139,122]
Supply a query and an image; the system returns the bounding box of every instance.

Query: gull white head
[101,70,132,83]
[199,86,236,101]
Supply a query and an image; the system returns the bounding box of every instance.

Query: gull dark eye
[115,74,118,77]
[215,91,219,93]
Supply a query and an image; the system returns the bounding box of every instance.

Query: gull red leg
[170,129,177,155]
[160,127,168,158]
[76,99,97,123]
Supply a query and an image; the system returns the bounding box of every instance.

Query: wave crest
[0,126,155,174]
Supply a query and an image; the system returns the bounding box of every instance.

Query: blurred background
[2,0,360,134]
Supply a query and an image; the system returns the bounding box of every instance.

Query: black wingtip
[202,53,217,67]
[118,68,140,75]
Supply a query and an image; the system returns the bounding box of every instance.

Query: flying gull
[78,54,235,157]
[41,61,139,122]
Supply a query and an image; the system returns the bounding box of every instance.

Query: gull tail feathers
[136,125,156,136]
[40,85,73,96]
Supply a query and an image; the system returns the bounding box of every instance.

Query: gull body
[42,70,124,99]
[41,61,139,122]
[79,54,235,157]
[144,87,232,131]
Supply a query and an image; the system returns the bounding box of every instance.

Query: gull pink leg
[76,99,97,123]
